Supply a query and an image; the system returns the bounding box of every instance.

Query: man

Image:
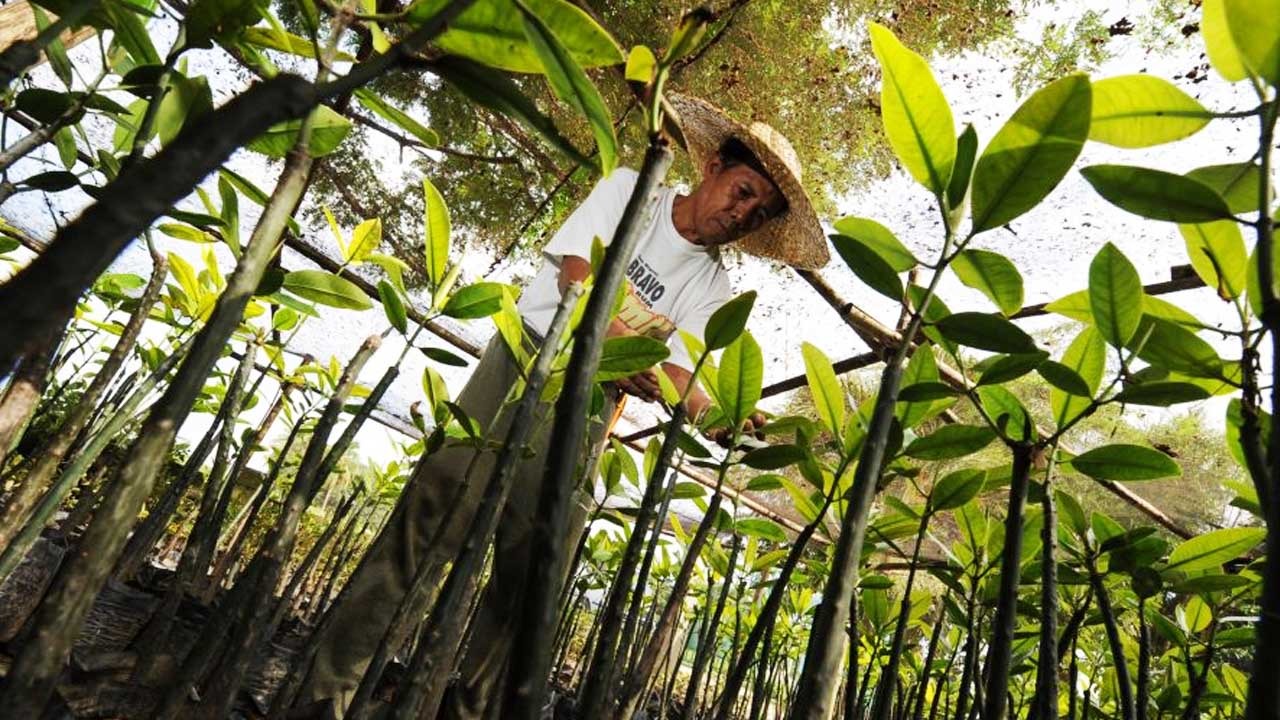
[297,94,828,719]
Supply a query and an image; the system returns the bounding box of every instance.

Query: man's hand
[707,412,767,448]
[614,368,662,403]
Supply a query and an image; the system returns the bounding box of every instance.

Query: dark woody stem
[501,140,674,720]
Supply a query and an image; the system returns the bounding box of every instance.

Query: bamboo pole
[795,268,1195,540]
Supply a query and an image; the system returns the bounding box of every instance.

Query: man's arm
[558,255,661,402]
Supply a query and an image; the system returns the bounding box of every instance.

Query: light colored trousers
[301,335,612,718]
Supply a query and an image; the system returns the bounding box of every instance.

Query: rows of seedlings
[0,1,1273,720]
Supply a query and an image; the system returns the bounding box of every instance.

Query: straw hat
[666,93,829,270]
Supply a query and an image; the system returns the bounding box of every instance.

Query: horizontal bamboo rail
[796,268,1197,540]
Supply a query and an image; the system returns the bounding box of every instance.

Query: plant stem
[1034,453,1060,720]
[378,284,583,720]
[1247,87,1280,720]
[1088,559,1135,720]
[684,534,740,720]
[614,475,726,720]
[502,141,673,720]
[982,443,1034,720]
[0,257,164,553]
[711,491,835,720]
[0,330,197,585]
[582,404,688,719]
[173,335,380,720]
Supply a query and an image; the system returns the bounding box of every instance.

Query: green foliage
[970,73,1091,234]
[1069,444,1182,481]
[1088,74,1211,148]
[868,22,955,198]
[281,270,372,311]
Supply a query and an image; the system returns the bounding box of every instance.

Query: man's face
[690,158,787,246]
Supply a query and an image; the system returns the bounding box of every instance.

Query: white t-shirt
[517,168,733,370]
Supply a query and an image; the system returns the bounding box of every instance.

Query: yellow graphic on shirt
[616,283,676,342]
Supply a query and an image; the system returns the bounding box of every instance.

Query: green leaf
[420,346,469,367]
[704,291,757,351]
[931,468,985,511]
[741,444,807,470]
[282,270,372,310]
[868,22,955,198]
[737,518,786,543]
[428,55,593,169]
[718,332,763,425]
[1166,526,1265,573]
[1051,326,1106,429]
[345,218,382,265]
[354,89,440,147]
[1036,360,1092,397]
[517,0,617,174]
[971,73,1091,234]
[746,474,785,492]
[53,127,77,169]
[1181,219,1247,300]
[23,171,79,191]
[905,425,996,461]
[898,346,949,430]
[831,216,917,271]
[377,280,407,334]
[16,88,75,124]
[104,0,160,65]
[596,335,669,382]
[1043,289,1092,323]
[158,222,216,243]
[32,5,73,87]
[801,342,844,436]
[1113,381,1211,407]
[1184,596,1213,634]
[672,482,706,499]
[951,249,1023,315]
[946,124,978,211]
[1088,75,1211,148]
[422,177,451,291]
[1089,242,1143,347]
[240,26,354,60]
[1185,163,1267,214]
[934,312,1036,354]
[1204,0,1248,82]
[1131,315,1226,379]
[897,382,958,402]
[441,282,506,319]
[247,105,352,158]
[1069,444,1181,481]
[155,73,213,147]
[1221,0,1280,86]
[187,0,266,47]
[624,45,656,83]
[410,0,623,73]
[976,351,1048,386]
[831,234,903,300]
[1080,165,1233,223]
[662,7,713,64]
[977,385,1033,441]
